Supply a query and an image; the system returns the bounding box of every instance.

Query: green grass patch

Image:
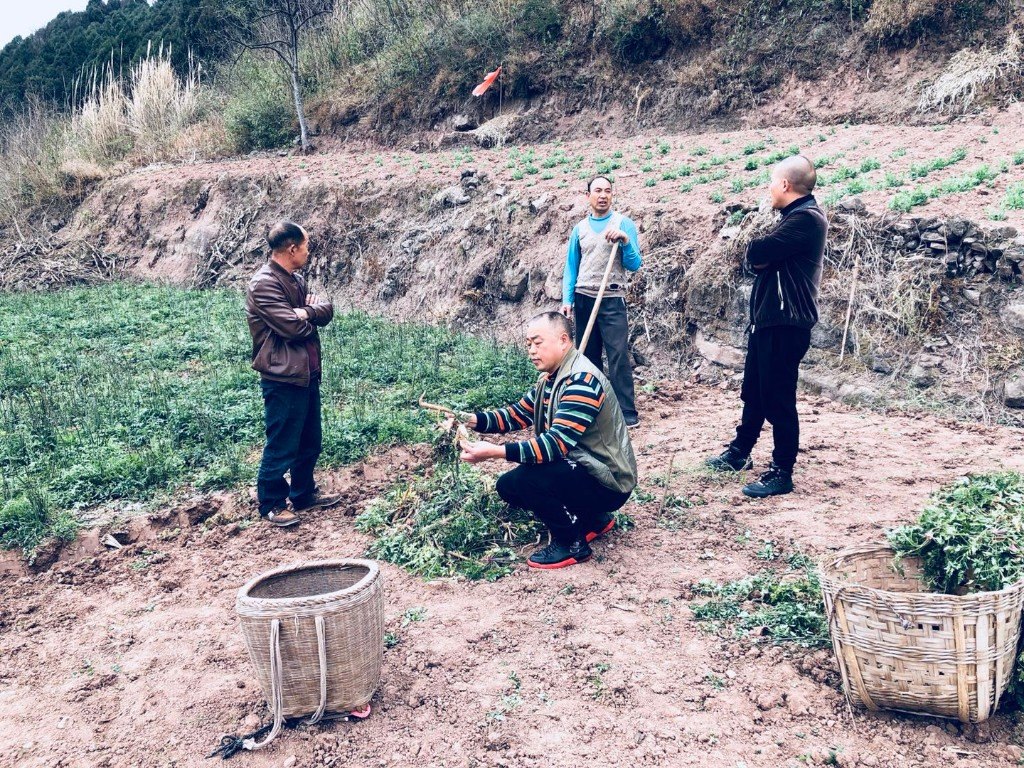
[0,283,535,553]
[888,165,999,212]
[1005,183,1024,210]
[883,171,906,189]
[691,556,828,648]
[908,147,968,179]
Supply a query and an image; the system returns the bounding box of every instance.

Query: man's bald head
[777,155,816,195]
[525,311,574,373]
[768,155,816,209]
[527,311,572,338]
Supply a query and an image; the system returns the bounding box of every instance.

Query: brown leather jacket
[245,260,334,387]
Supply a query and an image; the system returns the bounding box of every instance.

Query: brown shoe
[291,490,343,513]
[264,508,300,527]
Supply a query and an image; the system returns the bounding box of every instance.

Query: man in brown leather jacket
[245,220,339,526]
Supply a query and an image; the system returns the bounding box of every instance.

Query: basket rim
[819,542,1024,600]
[236,558,380,614]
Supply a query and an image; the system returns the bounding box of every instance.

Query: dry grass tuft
[865,0,968,40]
[918,31,1022,114]
[818,211,941,367]
[69,70,130,166]
[69,47,204,166]
[0,98,70,215]
[126,48,202,161]
[0,50,212,216]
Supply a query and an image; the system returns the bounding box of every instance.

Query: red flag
[472,66,501,97]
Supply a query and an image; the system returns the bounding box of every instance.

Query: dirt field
[2,382,1023,768]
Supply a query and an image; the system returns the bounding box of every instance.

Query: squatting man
[459,312,638,570]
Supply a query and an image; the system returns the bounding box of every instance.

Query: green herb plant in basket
[887,471,1024,708]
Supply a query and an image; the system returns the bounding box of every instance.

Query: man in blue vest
[560,176,643,427]
[705,157,827,498]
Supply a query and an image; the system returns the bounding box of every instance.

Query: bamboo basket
[820,544,1024,723]
[236,559,384,749]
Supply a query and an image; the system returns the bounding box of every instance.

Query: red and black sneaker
[585,515,616,543]
[527,539,592,570]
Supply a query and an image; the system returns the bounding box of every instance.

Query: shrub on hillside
[597,0,673,65]
[661,0,718,46]
[223,60,294,152]
[322,0,558,107]
[518,0,564,42]
[865,0,989,41]
[225,96,294,152]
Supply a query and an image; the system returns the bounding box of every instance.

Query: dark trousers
[731,326,811,474]
[257,378,322,514]
[496,461,631,545]
[573,292,637,420]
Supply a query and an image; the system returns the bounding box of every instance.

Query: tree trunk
[289,63,309,153]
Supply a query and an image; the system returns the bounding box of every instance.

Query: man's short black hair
[528,311,572,338]
[267,220,306,252]
[587,175,613,193]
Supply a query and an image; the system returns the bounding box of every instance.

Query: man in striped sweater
[460,312,638,569]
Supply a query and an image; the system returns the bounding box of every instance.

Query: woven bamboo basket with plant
[235,559,384,749]
[820,472,1024,723]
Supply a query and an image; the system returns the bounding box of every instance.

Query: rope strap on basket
[826,585,913,631]
[306,616,329,726]
[243,619,286,750]
[209,614,336,758]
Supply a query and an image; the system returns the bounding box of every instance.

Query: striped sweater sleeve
[473,387,536,434]
[504,372,605,464]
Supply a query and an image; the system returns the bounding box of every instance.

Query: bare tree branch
[225,0,335,153]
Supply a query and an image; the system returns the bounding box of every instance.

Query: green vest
[534,348,638,494]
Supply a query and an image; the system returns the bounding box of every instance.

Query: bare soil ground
[3,383,1024,768]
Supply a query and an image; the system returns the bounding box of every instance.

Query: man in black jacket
[706,156,827,497]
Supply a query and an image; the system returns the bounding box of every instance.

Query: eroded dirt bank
[8,111,1023,425]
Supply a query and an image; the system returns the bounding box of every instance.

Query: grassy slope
[0,283,536,552]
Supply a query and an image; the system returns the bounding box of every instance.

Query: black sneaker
[624,415,640,429]
[742,463,794,498]
[705,445,753,472]
[585,514,616,544]
[527,539,592,570]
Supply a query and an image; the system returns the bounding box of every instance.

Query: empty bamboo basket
[236,559,384,748]
[820,544,1024,723]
